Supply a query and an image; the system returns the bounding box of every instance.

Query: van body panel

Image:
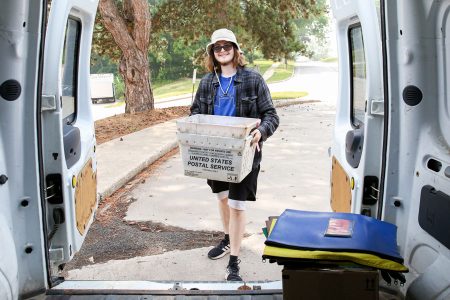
[332,0,450,297]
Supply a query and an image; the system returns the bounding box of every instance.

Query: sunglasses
[212,43,234,53]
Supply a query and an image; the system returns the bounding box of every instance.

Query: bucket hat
[206,28,241,54]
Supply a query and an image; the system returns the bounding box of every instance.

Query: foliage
[295,0,330,58]
[91,0,329,92]
[149,34,206,81]
[114,76,125,100]
[152,0,326,64]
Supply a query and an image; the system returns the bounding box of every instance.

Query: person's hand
[251,129,261,152]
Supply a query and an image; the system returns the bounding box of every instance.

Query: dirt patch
[95,106,190,145]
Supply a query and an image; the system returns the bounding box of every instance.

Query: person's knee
[228,199,246,211]
[216,190,229,202]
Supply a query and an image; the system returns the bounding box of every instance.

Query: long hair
[203,44,247,73]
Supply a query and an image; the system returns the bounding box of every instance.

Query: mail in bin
[176,114,260,183]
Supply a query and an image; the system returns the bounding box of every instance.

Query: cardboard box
[282,266,379,300]
[176,115,259,183]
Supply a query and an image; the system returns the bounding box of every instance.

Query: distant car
[90,73,116,103]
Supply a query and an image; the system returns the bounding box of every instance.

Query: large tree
[97,0,153,113]
[152,0,324,60]
[94,0,326,113]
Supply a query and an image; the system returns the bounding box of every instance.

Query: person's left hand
[251,129,261,152]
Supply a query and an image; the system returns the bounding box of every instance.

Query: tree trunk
[119,51,154,113]
[98,0,154,113]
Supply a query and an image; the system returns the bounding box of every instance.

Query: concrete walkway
[263,62,280,80]
[70,100,336,281]
[71,60,338,281]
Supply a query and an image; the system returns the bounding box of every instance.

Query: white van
[90,73,116,104]
[0,0,449,299]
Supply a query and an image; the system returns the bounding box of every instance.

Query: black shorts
[207,165,260,201]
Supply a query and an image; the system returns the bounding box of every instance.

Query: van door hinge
[369,99,384,116]
[42,95,56,111]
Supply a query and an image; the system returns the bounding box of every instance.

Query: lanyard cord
[215,71,235,95]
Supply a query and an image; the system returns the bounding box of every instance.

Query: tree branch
[98,0,137,57]
[129,0,151,52]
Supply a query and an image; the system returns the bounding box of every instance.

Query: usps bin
[177,114,260,183]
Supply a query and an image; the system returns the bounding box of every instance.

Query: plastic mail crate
[176,114,260,183]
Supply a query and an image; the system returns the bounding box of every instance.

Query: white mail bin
[176,115,260,183]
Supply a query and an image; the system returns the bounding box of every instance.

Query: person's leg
[218,193,230,235]
[225,200,246,281]
[225,166,259,281]
[208,190,231,259]
[228,202,246,256]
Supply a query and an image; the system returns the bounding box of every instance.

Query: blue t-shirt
[214,74,236,116]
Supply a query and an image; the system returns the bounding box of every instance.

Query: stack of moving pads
[262,209,408,286]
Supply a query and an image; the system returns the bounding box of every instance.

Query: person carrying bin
[190,28,279,281]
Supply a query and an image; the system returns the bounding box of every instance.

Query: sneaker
[225,260,243,281]
[207,238,230,260]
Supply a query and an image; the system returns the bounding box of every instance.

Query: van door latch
[42,95,56,111]
[369,99,384,116]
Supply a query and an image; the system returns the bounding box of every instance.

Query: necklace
[216,74,234,95]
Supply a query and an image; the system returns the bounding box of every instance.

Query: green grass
[153,78,200,99]
[272,91,308,100]
[266,61,295,83]
[106,90,308,108]
[320,57,338,63]
[250,59,275,75]
[105,78,198,107]
[110,59,296,103]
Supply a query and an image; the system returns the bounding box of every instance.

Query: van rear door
[41,0,98,277]
[330,0,384,217]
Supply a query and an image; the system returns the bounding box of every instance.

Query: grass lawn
[267,61,295,83]
[153,78,200,99]
[106,78,198,108]
[107,59,298,108]
[250,59,274,75]
[272,91,308,100]
[107,90,307,108]
[320,57,338,63]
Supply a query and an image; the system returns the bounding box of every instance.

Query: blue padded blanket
[265,209,403,263]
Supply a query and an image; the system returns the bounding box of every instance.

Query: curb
[97,140,178,201]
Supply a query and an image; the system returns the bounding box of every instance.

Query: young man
[190,28,279,281]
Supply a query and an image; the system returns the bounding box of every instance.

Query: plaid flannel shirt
[190,67,279,169]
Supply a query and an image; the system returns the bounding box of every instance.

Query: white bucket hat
[206,28,241,54]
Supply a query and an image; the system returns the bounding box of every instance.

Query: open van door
[330,0,384,218]
[41,0,98,277]
[332,0,450,297]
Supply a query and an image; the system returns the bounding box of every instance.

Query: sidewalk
[95,62,291,197]
[74,100,335,281]
[96,99,310,200]
[96,120,178,200]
